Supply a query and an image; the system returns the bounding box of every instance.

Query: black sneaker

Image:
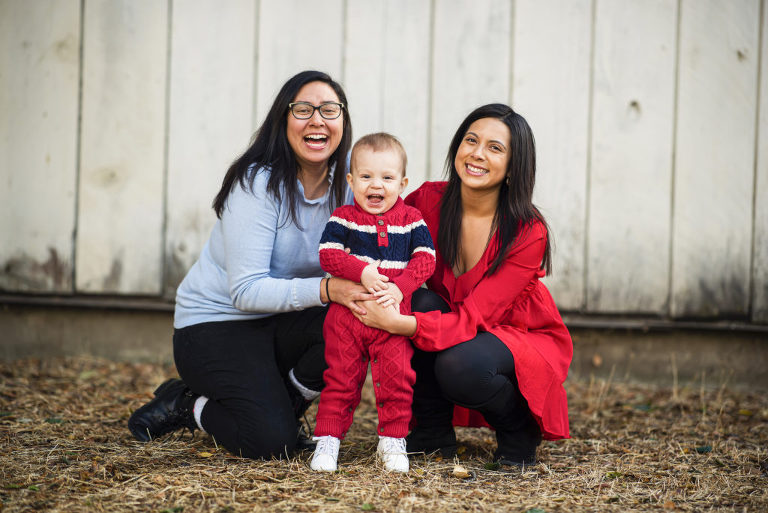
[128,378,198,442]
[286,380,317,451]
[406,426,457,458]
[295,422,316,452]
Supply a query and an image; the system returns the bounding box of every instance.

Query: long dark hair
[438,103,552,276]
[212,70,352,226]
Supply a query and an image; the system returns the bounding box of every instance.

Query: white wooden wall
[1,0,766,324]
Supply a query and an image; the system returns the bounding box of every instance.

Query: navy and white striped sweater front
[318,197,436,300]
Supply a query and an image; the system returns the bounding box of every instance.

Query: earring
[505,175,511,185]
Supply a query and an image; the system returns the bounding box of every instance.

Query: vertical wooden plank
[587,0,677,313]
[753,0,768,323]
[255,0,344,126]
[344,1,386,141]
[76,0,168,294]
[344,0,431,196]
[512,0,592,310]
[431,0,511,179]
[672,0,760,317]
[0,0,80,293]
[164,0,256,296]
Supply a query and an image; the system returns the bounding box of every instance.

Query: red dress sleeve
[412,222,547,352]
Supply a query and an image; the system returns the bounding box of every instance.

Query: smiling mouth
[304,134,328,148]
[465,163,488,176]
[367,194,384,203]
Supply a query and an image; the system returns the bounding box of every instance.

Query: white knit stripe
[412,246,436,257]
[328,216,377,233]
[328,216,427,235]
[319,241,345,251]
[387,219,427,234]
[351,253,409,269]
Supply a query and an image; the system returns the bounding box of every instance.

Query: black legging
[410,289,532,434]
[173,307,327,459]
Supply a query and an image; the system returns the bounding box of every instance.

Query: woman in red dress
[353,103,572,466]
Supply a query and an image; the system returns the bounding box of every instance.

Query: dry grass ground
[1,356,766,512]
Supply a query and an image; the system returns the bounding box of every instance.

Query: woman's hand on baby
[352,299,417,336]
[373,283,403,308]
[328,277,373,315]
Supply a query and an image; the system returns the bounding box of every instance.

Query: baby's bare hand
[361,262,389,293]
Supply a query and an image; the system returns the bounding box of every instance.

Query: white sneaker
[310,436,340,472]
[377,436,409,473]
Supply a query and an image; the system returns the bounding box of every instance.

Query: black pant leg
[173,318,296,459]
[273,306,328,391]
[432,331,541,461]
[409,289,455,430]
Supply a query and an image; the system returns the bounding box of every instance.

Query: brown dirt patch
[1,357,766,512]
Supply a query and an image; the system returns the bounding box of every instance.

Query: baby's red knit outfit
[314,198,435,439]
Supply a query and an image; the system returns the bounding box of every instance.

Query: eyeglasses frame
[288,101,345,120]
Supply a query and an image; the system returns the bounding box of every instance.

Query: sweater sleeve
[391,213,436,297]
[222,171,324,313]
[411,222,547,351]
[318,208,369,282]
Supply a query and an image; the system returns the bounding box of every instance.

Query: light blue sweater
[174,165,352,329]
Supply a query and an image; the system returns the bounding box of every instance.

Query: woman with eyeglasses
[351,104,572,467]
[127,70,369,459]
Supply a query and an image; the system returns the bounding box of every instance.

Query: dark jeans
[410,289,534,434]
[173,307,327,459]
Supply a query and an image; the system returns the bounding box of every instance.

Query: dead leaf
[452,465,471,479]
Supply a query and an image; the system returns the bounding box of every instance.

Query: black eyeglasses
[288,102,345,120]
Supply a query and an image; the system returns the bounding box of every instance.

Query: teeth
[305,134,327,140]
[466,164,487,174]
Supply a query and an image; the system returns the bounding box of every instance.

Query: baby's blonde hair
[351,132,408,176]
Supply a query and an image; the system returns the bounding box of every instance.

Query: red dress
[405,182,572,440]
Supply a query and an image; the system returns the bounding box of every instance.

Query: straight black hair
[438,103,552,276]
[212,70,352,227]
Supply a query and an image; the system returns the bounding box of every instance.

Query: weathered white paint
[671,0,760,317]
[513,0,592,311]
[587,0,677,313]
[344,0,431,196]
[75,0,168,294]
[753,0,768,323]
[430,0,512,179]
[254,0,344,126]
[164,0,256,296]
[1,2,767,324]
[0,0,80,293]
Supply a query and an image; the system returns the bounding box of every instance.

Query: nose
[470,146,485,160]
[308,108,325,125]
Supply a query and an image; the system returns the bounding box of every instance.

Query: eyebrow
[465,131,507,150]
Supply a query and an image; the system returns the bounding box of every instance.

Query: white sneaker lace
[379,436,406,455]
[313,435,340,455]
